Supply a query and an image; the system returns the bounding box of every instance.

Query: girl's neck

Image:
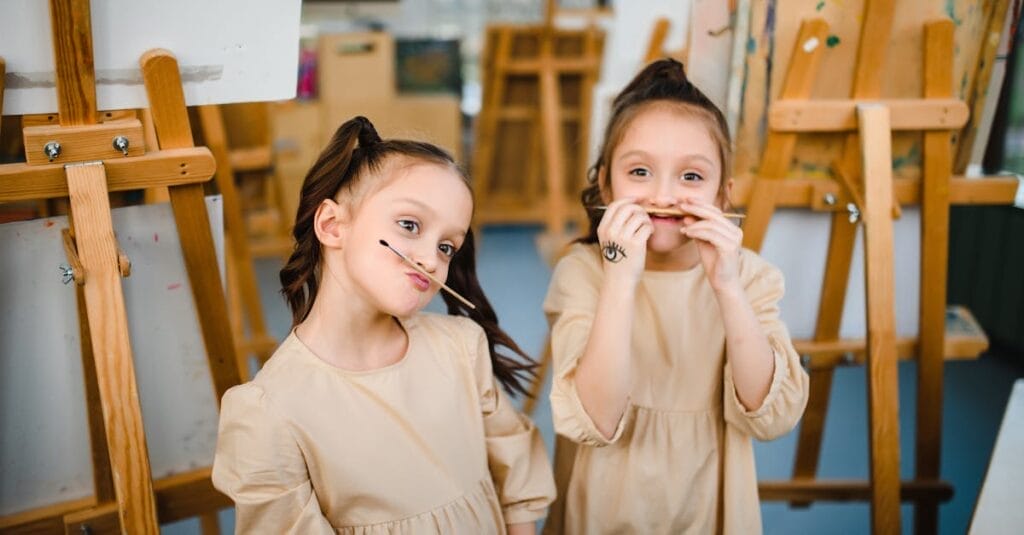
[644,241,701,272]
[295,268,409,371]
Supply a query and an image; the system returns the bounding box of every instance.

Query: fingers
[677,198,735,227]
[598,198,648,242]
[682,220,741,251]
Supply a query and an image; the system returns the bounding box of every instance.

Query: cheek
[609,177,648,200]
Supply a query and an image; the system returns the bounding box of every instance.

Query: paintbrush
[593,205,746,219]
[378,239,477,310]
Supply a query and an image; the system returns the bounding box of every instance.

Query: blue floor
[164,225,1024,534]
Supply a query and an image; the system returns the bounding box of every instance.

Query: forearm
[507,522,536,535]
[717,284,774,411]
[573,276,635,438]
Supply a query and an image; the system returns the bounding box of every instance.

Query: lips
[407,272,430,291]
[650,214,682,225]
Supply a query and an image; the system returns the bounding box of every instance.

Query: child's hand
[679,198,742,292]
[596,198,653,282]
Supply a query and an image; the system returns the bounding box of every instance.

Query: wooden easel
[731,2,1018,532]
[471,0,604,249]
[0,1,240,532]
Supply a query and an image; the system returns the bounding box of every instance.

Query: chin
[384,294,433,318]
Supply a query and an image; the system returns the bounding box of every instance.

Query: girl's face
[337,162,473,317]
[605,103,726,255]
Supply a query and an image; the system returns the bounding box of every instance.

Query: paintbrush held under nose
[593,205,746,220]
[378,239,477,310]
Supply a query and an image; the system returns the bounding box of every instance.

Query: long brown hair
[280,116,537,396]
[579,58,733,243]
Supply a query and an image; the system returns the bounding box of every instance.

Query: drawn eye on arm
[601,241,627,263]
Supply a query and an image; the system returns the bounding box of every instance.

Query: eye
[397,219,420,234]
[628,167,651,178]
[438,242,457,258]
[681,172,704,182]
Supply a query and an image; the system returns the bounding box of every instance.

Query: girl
[212,116,555,534]
[542,59,809,534]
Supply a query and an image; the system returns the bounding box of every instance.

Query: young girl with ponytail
[542,59,809,534]
[212,116,554,534]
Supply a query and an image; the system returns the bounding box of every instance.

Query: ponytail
[279,116,380,325]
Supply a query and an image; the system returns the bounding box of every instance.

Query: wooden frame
[0,1,240,532]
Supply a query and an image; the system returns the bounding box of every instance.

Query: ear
[719,176,735,208]
[313,199,350,249]
[597,166,613,204]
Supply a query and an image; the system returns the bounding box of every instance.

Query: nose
[650,176,677,207]
[410,245,438,274]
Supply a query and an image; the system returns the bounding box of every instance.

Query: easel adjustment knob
[44,141,62,162]
[59,264,76,285]
[846,202,861,224]
[823,193,837,206]
[112,136,130,156]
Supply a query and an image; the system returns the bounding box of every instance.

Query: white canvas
[1,0,301,115]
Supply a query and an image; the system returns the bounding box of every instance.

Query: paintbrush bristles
[378,240,477,310]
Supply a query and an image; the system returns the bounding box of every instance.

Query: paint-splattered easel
[0,1,240,532]
[732,1,1018,532]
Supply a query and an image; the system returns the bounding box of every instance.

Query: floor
[164,224,1024,534]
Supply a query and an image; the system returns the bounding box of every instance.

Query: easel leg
[67,161,159,534]
[141,50,244,402]
[859,104,901,534]
[791,215,858,504]
[168,183,245,400]
[741,18,828,251]
[471,28,512,210]
[914,20,956,534]
[539,33,567,239]
[74,277,117,503]
[198,105,277,367]
[200,513,221,535]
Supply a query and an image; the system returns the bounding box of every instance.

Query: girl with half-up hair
[213,116,554,534]
[542,59,808,534]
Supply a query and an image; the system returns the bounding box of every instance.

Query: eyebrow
[394,197,435,214]
[617,150,717,168]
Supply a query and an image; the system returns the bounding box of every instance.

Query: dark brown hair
[579,58,733,243]
[280,116,536,396]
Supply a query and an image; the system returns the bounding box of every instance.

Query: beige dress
[542,243,809,534]
[212,313,555,534]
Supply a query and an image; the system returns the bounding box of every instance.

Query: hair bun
[354,116,382,147]
[648,58,688,83]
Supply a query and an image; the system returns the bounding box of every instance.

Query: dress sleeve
[723,263,810,441]
[467,322,556,525]
[543,250,630,447]
[212,383,336,534]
